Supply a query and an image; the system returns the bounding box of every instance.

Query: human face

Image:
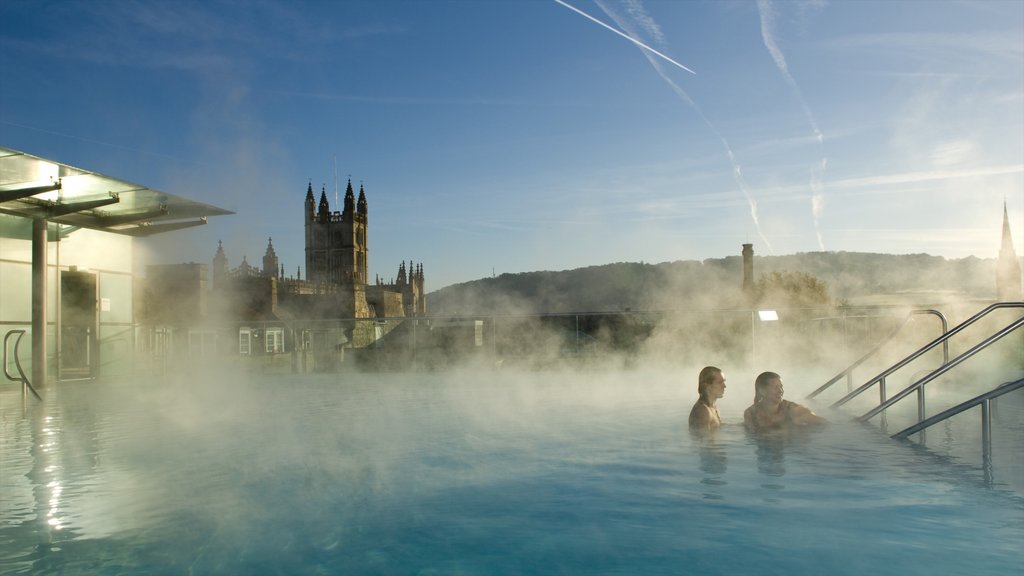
[708,372,726,400]
[764,377,784,404]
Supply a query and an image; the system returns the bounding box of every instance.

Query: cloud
[832,31,1024,60]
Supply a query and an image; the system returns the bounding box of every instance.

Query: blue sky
[2,0,1022,290]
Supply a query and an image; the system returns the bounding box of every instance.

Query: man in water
[689,366,726,431]
[743,371,826,432]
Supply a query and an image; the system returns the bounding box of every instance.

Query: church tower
[262,237,279,278]
[339,181,369,285]
[996,201,1022,301]
[303,179,369,286]
[212,240,228,289]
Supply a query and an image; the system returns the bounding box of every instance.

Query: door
[61,270,98,379]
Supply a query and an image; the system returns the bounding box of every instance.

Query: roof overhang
[0,146,233,237]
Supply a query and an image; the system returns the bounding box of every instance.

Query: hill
[426,252,1000,316]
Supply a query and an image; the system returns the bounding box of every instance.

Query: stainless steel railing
[807,308,948,400]
[3,329,42,400]
[831,302,1024,412]
[856,314,1024,423]
[892,377,1023,484]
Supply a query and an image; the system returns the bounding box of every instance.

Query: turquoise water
[1,370,1022,575]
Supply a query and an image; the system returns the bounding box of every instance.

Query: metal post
[917,387,926,423]
[981,398,992,472]
[31,218,47,389]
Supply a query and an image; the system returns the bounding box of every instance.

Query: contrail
[758,0,827,249]
[554,0,696,75]
[658,65,774,254]
[592,0,774,253]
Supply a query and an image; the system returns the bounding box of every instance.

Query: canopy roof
[0,146,232,237]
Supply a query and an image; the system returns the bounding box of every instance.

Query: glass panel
[98,324,133,377]
[0,261,31,323]
[58,229,133,274]
[99,272,133,325]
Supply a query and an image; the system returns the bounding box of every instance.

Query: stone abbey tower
[210,178,426,320]
[305,179,368,285]
[302,179,426,318]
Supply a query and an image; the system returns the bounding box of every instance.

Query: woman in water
[689,366,726,431]
[743,371,826,432]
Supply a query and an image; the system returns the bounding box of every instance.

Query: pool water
[1,369,1022,575]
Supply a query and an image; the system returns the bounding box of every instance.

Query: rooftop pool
[2,369,1021,575]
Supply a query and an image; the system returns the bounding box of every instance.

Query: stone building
[177,179,428,368]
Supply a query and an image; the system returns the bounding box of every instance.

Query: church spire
[343,178,356,215]
[318,186,330,222]
[212,240,229,289]
[996,201,1022,300]
[263,237,279,278]
[357,183,367,214]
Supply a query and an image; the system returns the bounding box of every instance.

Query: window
[265,327,284,354]
[239,328,251,355]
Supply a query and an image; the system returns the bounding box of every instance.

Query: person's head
[697,366,726,401]
[754,371,784,404]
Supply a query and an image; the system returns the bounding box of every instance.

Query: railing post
[981,398,992,472]
[879,376,886,405]
[917,387,926,424]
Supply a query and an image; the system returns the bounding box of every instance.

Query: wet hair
[754,371,781,403]
[697,366,722,399]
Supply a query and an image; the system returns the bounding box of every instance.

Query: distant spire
[997,201,1022,300]
[263,237,279,277]
[357,183,367,214]
[343,178,356,214]
[318,186,330,222]
[212,240,229,289]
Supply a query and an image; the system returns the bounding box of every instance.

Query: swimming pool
[1,368,1021,575]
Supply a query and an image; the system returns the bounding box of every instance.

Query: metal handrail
[858,315,1024,422]
[832,302,1024,410]
[3,330,42,400]
[892,377,1024,482]
[893,378,1023,440]
[807,309,948,400]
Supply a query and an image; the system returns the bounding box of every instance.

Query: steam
[757,0,828,250]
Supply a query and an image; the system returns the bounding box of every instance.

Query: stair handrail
[807,309,948,400]
[857,315,1024,423]
[892,377,1023,440]
[831,302,1024,410]
[892,377,1024,482]
[3,329,42,400]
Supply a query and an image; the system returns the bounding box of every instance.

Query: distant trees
[753,270,833,310]
[427,252,997,316]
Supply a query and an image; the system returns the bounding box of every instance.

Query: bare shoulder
[688,400,709,428]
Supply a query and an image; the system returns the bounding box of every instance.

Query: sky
[1,0,1022,291]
